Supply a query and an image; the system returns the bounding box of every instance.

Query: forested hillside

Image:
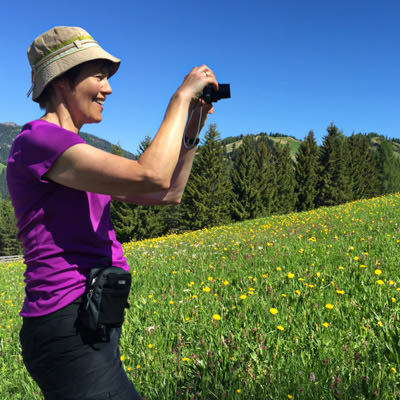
[1,121,400,255]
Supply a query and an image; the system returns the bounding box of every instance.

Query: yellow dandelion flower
[392,297,396,303]
[148,344,153,349]
[137,365,141,369]
[169,300,175,304]
[223,280,229,285]
[276,267,282,271]
[182,357,190,362]
[391,367,397,374]
[269,308,278,315]
[240,294,247,300]
[287,273,294,279]
[378,321,383,327]
[282,293,287,297]
[288,395,293,399]
[354,256,359,261]
[295,290,301,295]
[360,264,367,268]
[336,290,345,295]
[377,280,385,285]
[323,322,330,328]
[202,286,210,292]
[374,269,382,275]
[325,304,334,309]
[120,355,125,361]
[277,325,285,331]
[212,314,221,320]
[237,389,241,394]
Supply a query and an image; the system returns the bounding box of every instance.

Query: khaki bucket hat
[27,26,120,102]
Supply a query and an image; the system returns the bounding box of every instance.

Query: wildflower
[269,308,278,315]
[182,357,190,362]
[120,355,125,361]
[277,325,285,331]
[374,269,382,275]
[202,286,210,292]
[212,314,221,320]
[240,294,247,300]
[295,290,301,296]
[392,298,396,303]
[377,321,383,327]
[287,273,294,279]
[323,322,330,328]
[169,301,175,304]
[288,395,293,399]
[377,280,385,285]
[360,264,367,268]
[223,280,229,285]
[336,290,345,295]
[237,389,241,393]
[325,304,334,310]
[354,256,359,261]
[391,367,397,374]
[148,344,153,349]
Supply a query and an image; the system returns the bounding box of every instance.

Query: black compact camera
[200,83,231,104]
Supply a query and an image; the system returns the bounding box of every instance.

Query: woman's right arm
[44,66,218,196]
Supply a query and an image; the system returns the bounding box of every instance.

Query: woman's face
[63,60,113,128]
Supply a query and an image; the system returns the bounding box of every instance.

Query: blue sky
[2,0,400,153]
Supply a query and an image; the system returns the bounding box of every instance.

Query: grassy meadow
[1,193,400,399]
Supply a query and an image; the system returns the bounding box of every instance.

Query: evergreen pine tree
[255,139,277,216]
[230,135,262,221]
[0,198,22,256]
[109,141,137,243]
[181,124,233,230]
[317,124,352,207]
[347,134,380,200]
[273,142,296,214]
[295,131,320,211]
[375,139,400,194]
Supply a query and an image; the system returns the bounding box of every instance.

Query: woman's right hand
[176,65,218,102]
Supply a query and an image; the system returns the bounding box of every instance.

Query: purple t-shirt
[6,120,129,317]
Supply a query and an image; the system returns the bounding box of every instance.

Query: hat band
[33,39,99,75]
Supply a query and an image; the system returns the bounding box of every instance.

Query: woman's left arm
[112,101,213,205]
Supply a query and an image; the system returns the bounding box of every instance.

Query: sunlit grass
[1,193,400,399]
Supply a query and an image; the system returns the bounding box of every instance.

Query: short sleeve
[19,120,85,181]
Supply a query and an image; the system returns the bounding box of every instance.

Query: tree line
[0,122,399,255]
[109,123,400,243]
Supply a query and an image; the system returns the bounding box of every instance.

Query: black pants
[20,299,141,400]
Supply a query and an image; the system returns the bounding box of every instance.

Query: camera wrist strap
[182,106,202,150]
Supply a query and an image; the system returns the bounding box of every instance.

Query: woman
[7,26,218,399]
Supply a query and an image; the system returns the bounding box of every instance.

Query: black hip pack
[79,266,132,333]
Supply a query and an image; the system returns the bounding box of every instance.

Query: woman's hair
[37,59,114,110]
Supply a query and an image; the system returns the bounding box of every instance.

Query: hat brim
[32,46,120,101]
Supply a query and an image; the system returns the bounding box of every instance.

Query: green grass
[0,162,5,172]
[1,194,400,399]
